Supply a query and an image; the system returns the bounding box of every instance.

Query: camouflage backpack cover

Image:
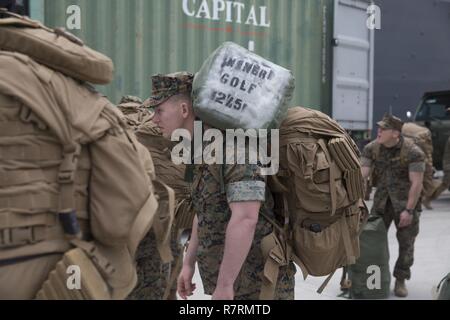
[261,107,367,297]
[0,21,159,299]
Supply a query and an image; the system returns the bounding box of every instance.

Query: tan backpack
[0,48,159,300]
[0,10,113,84]
[402,122,433,164]
[260,107,367,298]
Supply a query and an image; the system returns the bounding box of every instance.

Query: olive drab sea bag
[346,215,391,299]
[260,107,368,299]
[438,274,450,300]
[0,11,160,300]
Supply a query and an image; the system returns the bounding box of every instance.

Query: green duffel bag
[348,215,391,299]
[437,273,450,300]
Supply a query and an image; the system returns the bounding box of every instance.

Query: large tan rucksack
[402,122,433,164]
[0,40,159,299]
[261,107,367,298]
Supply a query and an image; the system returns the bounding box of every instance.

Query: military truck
[414,90,450,170]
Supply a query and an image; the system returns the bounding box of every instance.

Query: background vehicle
[414,90,450,170]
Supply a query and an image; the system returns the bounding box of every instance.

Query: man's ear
[181,102,190,119]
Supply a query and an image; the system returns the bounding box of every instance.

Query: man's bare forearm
[215,213,258,289]
[406,181,422,210]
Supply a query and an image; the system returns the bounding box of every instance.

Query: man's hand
[212,284,234,300]
[177,264,197,300]
[398,210,413,228]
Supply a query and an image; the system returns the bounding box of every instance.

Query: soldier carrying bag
[260,107,368,299]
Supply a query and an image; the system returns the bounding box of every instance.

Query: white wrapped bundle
[193,42,295,130]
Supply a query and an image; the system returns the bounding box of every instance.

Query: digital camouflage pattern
[362,137,425,280]
[144,72,194,107]
[377,113,404,132]
[190,146,296,300]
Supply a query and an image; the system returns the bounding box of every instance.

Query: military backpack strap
[57,142,83,239]
[259,231,287,300]
[152,179,176,264]
[162,249,184,300]
[127,189,159,258]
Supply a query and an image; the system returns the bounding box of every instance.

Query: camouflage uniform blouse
[361,137,425,213]
[190,160,280,297]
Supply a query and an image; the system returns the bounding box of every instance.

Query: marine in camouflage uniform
[361,114,425,297]
[426,136,450,204]
[149,72,295,300]
[117,96,185,300]
[189,159,296,300]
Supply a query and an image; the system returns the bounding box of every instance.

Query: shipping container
[29,0,374,138]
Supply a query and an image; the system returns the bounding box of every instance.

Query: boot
[394,279,408,298]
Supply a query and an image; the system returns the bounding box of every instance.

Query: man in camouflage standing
[150,72,296,300]
[361,114,425,298]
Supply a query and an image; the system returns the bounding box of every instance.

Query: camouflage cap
[377,113,404,131]
[143,71,194,108]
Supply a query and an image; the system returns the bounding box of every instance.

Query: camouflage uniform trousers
[233,260,296,300]
[127,229,182,300]
[371,197,420,281]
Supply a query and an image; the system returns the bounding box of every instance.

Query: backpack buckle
[58,144,81,184]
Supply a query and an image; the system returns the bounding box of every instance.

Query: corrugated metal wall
[32,0,333,112]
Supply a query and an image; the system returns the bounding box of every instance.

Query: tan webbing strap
[58,143,81,213]
[152,180,176,264]
[127,191,159,257]
[0,212,56,229]
[259,232,284,300]
[0,143,62,161]
[70,238,116,276]
[340,217,356,265]
[291,253,308,280]
[57,143,83,240]
[0,120,40,136]
[0,192,58,210]
[162,249,184,300]
[317,270,336,294]
[318,139,337,216]
[0,169,46,187]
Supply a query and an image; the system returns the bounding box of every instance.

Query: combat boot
[394,279,408,297]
